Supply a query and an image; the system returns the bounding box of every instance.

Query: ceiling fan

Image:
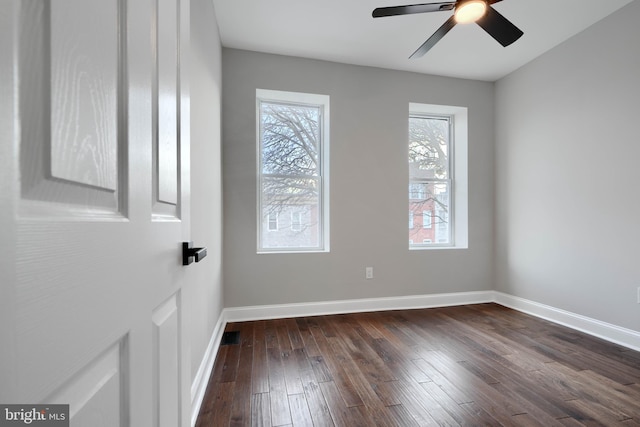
[372,0,523,58]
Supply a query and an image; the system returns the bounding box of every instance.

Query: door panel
[156,0,179,207]
[50,0,119,191]
[18,0,126,217]
[152,295,180,427]
[47,339,127,426]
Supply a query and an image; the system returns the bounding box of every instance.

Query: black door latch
[182,241,207,266]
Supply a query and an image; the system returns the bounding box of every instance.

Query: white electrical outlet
[365,267,373,279]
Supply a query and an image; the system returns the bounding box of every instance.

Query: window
[291,212,302,231]
[409,183,426,199]
[422,210,432,229]
[409,103,468,249]
[257,89,330,252]
[268,213,278,231]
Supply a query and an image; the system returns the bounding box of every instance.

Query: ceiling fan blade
[409,15,457,58]
[475,5,523,47]
[373,2,455,18]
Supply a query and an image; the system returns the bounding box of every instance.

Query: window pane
[433,182,451,244]
[409,116,449,180]
[260,102,320,177]
[257,90,329,253]
[261,176,321,249]
[409,182,450,245]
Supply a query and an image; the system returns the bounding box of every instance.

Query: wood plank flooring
[195,303,640,426]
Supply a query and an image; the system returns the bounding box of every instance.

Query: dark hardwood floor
[195,303,640,426]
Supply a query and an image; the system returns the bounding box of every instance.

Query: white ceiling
[211,0,635,81]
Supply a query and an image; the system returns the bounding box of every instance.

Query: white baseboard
[223,290,495,322]
[190,311,226,427]
[494,291,640,352]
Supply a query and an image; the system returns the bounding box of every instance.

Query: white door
[0,1,194,426]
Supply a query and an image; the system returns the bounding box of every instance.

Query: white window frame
[256,89,330,253]
[409,103,468,250]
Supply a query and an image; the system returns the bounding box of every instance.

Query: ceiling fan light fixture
[454,0,487,24]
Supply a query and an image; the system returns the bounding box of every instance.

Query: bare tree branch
[260,103,321,225]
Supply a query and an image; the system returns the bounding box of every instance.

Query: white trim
[190,310,226,427]
[223,291,494,322]
[494,291,640,352]
[221,290,640,349]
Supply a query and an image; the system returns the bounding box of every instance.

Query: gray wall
[189,0,223,383]
[495,0,640,331]
[222,49,495,308]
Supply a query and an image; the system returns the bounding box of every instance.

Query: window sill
[257,249,330,255]
[409,245,467,251]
